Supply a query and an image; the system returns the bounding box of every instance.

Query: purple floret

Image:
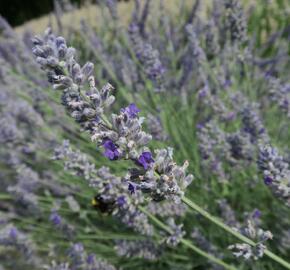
[87,254,95,265]
[138,151,154,170]
[9,227,18,239]
[50,212,62,226]
[252,209,261,219]
[264,176,273,185]
[128,182,136,194]
[121,103,140,118]
[102,139,120,160]
[117,195,126,206]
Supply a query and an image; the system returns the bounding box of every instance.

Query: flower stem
[181,196,290,269]
[138,206,237,270]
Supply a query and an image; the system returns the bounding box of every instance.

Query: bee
[91,195,116,214]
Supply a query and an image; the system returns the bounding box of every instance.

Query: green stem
[182,196,290,269]
[139,206,237,270]
[0,194,12,200]
[77,234,145,241]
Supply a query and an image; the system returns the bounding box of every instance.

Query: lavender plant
[1,0,290,269]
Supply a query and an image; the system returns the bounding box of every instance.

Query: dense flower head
[53,141,154,236]
[125,147,194,202]
[258,145,290,206]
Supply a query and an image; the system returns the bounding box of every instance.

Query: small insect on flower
[91,195,116,214]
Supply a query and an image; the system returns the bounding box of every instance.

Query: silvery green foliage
[162,218,185,247]
[228,220,273,260]
[115,239,161,260]
[146,200,187,218]
[258,145,290,206]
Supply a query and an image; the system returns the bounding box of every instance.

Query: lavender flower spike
[32,29,193,203]
[228,220,273,260]
[258,145,290,206]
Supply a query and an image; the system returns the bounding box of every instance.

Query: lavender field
[0,0,290,269]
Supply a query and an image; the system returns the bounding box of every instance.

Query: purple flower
[117,196,126,206]
[264,176,273,185]
[9,227,18,239]
[196,123,205,130]
[225,111,236,121]
[102,139,120,160]
[128,182,136,194]
[252,209,261,219]
[87,254,95,265]
[224,79,232,88]
[121,103,140,118]
[50,212,62,226]
[138,151,154,170]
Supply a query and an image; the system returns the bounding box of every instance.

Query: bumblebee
[91,195,116,214]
